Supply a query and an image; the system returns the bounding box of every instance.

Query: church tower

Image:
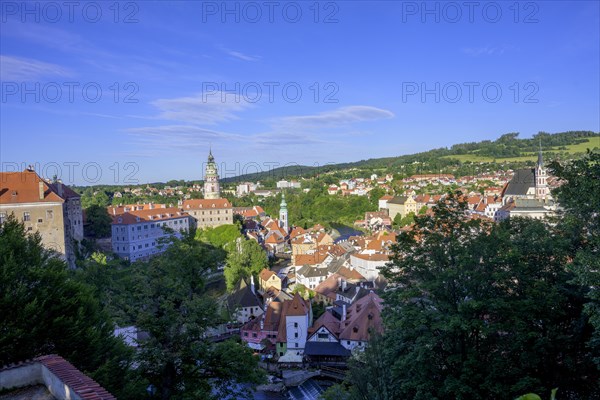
[204,149,220,199]
[279,193,288,233]
[535,143,549,200]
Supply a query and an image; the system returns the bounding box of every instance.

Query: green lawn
[442,137,600,163]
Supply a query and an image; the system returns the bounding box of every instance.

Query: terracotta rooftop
[110,206,189,225]
[182,198,230,209]
[0,169,75,205]
[339,292,384,342]
[0,354,115,400]
[259,269,276,281]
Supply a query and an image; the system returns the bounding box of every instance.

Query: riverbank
[330,223,364,242]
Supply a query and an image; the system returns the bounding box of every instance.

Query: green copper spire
[280,193,287,209]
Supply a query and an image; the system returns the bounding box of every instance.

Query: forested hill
[221,130,599,182]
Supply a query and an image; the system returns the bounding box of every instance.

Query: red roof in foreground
[0,354,115,400]
[37,355,116,400]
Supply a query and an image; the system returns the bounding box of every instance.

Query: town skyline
[2,1,599,184]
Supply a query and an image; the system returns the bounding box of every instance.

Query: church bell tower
[535,142,548,200]
[279,193,288,233]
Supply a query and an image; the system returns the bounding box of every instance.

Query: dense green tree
[132,237,264,399]
[368,187,386,208]
[0,215,141,398]
[196,224,243,249]
[81,189,111,208]
[550,151,600,365]
[369,193,597,400]
[223,238,268,292]
[85,204,112,238]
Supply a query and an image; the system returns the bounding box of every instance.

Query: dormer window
[212,204,215,208]
[118,217,123,223]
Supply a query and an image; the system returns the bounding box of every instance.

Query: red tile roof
[111,206,189,225]
[337,266,365,281]
[351,253,389,262]
[286,293,310,317]
[0,169,67,204]
[182,198,230,209]
[259,269,276,281]
[36,354,115,400]
[339,292,383,342]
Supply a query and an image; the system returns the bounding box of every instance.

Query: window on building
[244,332,248,337]
[138,245,142,249]
[144,225,148,229]
[0,213,6,224]
[46,210,53,220]
[318,333,328,339]
[37,218,43,223]
[27,227,33,231]
[294,322,298,328]
[252,333,257,338]
[23,212,30,222]
[295,343,298,348]
[294,333,298,338]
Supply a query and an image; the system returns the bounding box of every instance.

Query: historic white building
[111,206,191,261]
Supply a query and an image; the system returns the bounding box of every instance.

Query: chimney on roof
[38,181,44,200]
[260,316,264,330]
[342,279,347,291]
[56,181,63,198]
[250,275,255,294]
[338,277,342,289]
[342,303,347,322]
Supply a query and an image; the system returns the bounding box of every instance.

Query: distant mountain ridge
[222,131,599,183]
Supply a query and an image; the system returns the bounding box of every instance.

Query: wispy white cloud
[0,55,72,81]
[124,125,248,154]
[126,99,394,156]
[274,106,395,128]
[150,92,254,125]
[217,45,261,62]
[461,45,514,56]
[227,50,261,62]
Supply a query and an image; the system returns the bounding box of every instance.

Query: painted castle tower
[204,149,220,199]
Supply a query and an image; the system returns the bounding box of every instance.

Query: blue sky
[1,1,599,185]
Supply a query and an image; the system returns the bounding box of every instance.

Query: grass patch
[442,138,600,163]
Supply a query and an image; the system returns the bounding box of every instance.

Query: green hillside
[442,137,600,163]
[221,131,599,183]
